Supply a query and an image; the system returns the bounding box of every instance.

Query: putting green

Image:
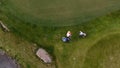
[6,0,120,26]
[83,34,120,68]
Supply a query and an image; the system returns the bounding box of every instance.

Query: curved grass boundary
[83,33,120,68]
[2,0,120,26]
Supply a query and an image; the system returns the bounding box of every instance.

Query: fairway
[83,34,120,68]
[5,0,120,26]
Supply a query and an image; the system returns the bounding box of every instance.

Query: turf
[0,0,120,68]
[83,34,120,68]
[3,0,120,26]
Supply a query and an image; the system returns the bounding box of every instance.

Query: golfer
[66,31,72,38]
[79,31,86,38]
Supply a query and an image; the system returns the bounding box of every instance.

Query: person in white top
[79,31,86,38]
[66,31,72,38]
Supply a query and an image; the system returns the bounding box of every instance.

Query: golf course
[0,0,120,68]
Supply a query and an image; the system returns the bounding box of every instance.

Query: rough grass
[0,30,55,68]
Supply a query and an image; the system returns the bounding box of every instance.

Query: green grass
[2,0,120,26]
[83,34,120,68]
[0,0,120,68]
